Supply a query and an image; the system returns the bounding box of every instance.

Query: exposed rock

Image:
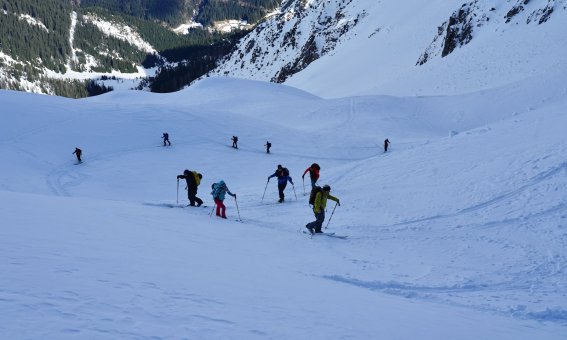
[417,0,561,66]
[527,1,555,24]
[210,0,362,83]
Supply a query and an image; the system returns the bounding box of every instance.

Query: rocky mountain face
[417,0,565,65]
[211,0,567,90]
[211,0,363,83]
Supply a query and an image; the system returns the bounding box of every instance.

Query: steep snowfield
[1,73,566,338]
[289,0,567,97]
[211,0,567,98]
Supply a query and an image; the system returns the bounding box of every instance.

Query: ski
[302,231,347,239]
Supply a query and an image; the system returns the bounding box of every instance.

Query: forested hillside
[0,0,280,97]
[195,0,280,26]
[79,0,193,26]
[0,0,72,72]
[80,0,280,26]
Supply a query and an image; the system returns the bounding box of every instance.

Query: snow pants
[306,211,325,233]
[188,189,203,207]
[310,178,317,189]
[214,198,226,218]
[278,182,287,201]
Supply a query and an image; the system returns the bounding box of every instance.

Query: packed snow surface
[1,74,566,338]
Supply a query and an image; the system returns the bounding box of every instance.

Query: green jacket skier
[306,185,340,234]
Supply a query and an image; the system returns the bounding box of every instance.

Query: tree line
[80,0,281,27]
[196,0,281,26]
[0,0,72,72]
[149,29,249,93]
[0,0,279,97]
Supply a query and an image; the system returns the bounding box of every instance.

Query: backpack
[310,164,319,176]
[282,167,289,177]
[309,186,322,206]
[211,183,222,199]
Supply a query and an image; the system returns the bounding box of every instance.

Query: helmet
[277,164,282,169]
[322,185,331,192]
[183,169,190,175]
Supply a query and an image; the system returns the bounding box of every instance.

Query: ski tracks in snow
[390,160,567,229]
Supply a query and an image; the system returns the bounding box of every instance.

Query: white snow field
[1,74,567,338]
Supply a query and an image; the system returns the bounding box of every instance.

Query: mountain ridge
[210,0,567,98]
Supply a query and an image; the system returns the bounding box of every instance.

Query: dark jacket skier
[306,185,340,234]
[211,180,236,218]
[384,138,390,153]
[302,163,320,188]
[268,164,293,203]
[232,136,238,149]
[265,141,271,154]
[177,169,203,206]
[72,147,82,163]
[162,132,171,146]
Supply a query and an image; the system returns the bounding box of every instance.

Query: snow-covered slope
[1,71,566,337]
[211,0,567,98]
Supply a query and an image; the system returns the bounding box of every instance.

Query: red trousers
[214,198,226,218]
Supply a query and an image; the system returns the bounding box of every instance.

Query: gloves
[337,200,341,206]
[302,174,305,179]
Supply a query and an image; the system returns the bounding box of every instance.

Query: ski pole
[234,196,241,222]
[302,177,305,196]
[210,204,215,217]
[176,179,179,205]
[261,179,269,202]
[292,183,298,201]
[325,202,338,229]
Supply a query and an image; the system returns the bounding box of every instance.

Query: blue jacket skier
[268,164,293,203]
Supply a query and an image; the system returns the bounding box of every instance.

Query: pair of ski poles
[178,179,243,221]
[262,179,297,202]
[209,196,241,222]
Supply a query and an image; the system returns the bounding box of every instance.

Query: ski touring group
[174,162,340,236]
[71,134,390,238]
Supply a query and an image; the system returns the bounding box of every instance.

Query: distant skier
[232,136,239,149]
[265,141,272,154]
[72,147,82,163]
[211,180,236,218]
[177,169,203,207]
[162,132,171,146]
[305,185,340,234]
[384,138,390,153]
[302,163,320,188]
[268,164,293,203]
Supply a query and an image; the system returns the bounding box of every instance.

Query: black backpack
[309,163,320,177]
[309,186,322,206]
[282,167,289,177]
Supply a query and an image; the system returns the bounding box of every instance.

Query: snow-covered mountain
[1,1,567,337]
[211,0,567,97]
